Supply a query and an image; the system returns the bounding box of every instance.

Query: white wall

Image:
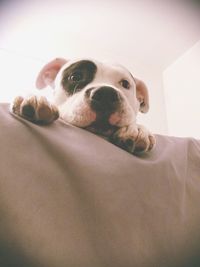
[163,41,200,138]
[0,50,55,102]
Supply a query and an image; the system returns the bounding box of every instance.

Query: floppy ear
[36,58,68,89]
[134,78,149,113]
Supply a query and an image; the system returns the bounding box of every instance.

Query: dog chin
[84,121,119,137]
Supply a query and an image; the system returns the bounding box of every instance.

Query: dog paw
[110,124,138,153]
[111,124,156,154]
[134,125,156,153]
[11,95,59,124]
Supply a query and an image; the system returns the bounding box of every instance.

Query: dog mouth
[84,110,121,136]
[85,120,119,137]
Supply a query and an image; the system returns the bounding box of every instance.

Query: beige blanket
[0,103,200,267]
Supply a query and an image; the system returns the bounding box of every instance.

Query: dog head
[36,58,149,136]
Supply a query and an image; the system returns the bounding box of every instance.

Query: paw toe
[111,135,135,154]
[134,139,147,153]
[22,104,36,118]
[149,135,156,150]
[37,105,52,121]
[12,96,24,114]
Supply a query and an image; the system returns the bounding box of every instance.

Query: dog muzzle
[84,86,122,135]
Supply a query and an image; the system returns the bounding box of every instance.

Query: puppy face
[52,59,141,135]
[36,58,149,136]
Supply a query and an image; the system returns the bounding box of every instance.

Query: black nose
[88,86,120,113]
[91,86,119,103]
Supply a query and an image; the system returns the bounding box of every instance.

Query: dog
[12,58,156,154]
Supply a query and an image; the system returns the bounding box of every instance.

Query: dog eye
[69,72,83,82]
[120,79,130,89]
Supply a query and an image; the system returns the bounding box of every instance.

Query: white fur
[53,59,139,128]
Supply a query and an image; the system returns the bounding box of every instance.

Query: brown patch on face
[61,60,97,95]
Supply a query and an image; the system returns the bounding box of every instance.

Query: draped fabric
[0,103,200,267]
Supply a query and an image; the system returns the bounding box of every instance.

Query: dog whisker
[72,84,79,95]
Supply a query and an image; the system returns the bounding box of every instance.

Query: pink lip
[89,111,97,121]
[108,112,121,125]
